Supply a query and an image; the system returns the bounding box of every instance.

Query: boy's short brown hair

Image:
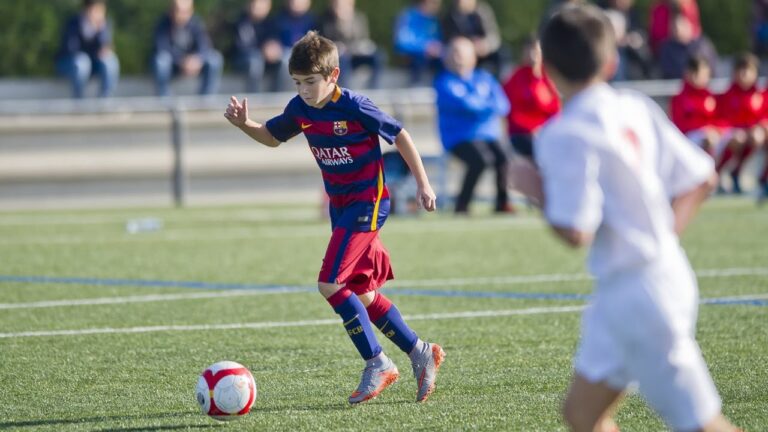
[540,4,615,83]
[288,31,339,77]
[733,52,759,72]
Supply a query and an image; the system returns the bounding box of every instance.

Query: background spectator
[320,0,383,89]
[669,55,721,157]
[649,0,701,56]
[394,0,443,85]
[502,36,560,160]
[273,0,318,89]
[658,13,717,79]
[600,0,653,80]
[152,0,223,96]
[716,53,765,194]
[55,0,120,99]
[441,0,503,77]
[434,37,512,214]
[232,0,283,93]
[753,0,768,58]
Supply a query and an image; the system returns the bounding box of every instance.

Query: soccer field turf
[1,199,766,431]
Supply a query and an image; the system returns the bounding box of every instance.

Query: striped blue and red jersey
[266,85,402,231]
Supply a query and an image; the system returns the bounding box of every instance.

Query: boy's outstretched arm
[671,172,718,236]
[224,96,281,147]
[394,129,437,211]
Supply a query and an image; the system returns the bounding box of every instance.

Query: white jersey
[535,83,713,279]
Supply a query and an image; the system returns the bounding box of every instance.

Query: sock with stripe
[366,292,419,354]
[327,288,382,360]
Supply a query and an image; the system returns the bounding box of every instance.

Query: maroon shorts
[317,228,394,294]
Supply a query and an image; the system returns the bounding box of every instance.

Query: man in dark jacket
[320,0,383,88]
[151,0,223,96]
[55,0,120,98]
[232,0,284,92]
[442,0,503,76]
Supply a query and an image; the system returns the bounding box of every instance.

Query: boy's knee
[318,281,342,298]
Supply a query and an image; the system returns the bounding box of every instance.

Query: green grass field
[1,199,766,431]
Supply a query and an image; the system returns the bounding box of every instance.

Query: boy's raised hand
[224,96,249,127]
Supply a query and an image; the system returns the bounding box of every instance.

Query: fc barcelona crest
[333,121,348,136]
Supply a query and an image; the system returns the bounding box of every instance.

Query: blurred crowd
[55,0,768,207]
[56,0,768,98]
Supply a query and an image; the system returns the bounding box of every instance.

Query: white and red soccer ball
[195,361,256,421]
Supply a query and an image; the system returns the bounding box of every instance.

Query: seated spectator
[55,0,120,98]
[434,37,512,214]
[716,53,766,194]
[442,0,503,77]
[658,13,717,79]
[669,56,722,157]
[233,0,283,92]
[320,0,383,89]
[394,0,444,85]
[502,36,560,160]
[273,0,318,90]
[600,0,653,80]
[152,0,223,96]
[649,0,701,56]
[753,0,768,57]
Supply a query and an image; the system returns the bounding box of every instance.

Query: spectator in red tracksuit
[716,53,766,194]
[502,36,560,160]
[669,55,723,157]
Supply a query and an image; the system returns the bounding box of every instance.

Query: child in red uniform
[503,36,561,159]
[716,53,765,194]
[669,55,722,157]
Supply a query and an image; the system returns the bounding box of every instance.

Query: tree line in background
[0,0,749,77]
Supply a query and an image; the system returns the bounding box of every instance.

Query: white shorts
[685,128,728,157]
[574,252,721,431]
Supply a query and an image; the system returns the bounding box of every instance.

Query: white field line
[0,218,542,246]
[392,267,768,287]
[0,287,309,310]
[0,305,586,339]
[1,267,766,311]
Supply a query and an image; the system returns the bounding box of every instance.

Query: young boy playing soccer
[509,5,739,432]
[670,55,723,158]
[224,31,445,405]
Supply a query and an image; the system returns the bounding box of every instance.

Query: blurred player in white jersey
[509,5,740,432]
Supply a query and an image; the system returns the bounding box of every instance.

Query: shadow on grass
[254,398,414,414]
[0,411,220,430]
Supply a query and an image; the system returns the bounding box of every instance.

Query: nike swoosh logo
[301,123,312,130]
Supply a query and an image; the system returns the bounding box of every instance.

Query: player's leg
[562,374,623,432]
[485,140,514,213]
[318,228,398,404]
[450,140,489,214]
[350,235,445,402]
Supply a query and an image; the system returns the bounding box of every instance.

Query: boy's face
[686,66,710,88]
[292,68,340,108]
[735,66,757,89]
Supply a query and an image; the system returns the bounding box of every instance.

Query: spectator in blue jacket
[434,37,513,214]
[151,0,223,96]
[658,13,718,79]
[272,0,319,90]
[394,0,444,85]
[55,0,120,98]
[233,0,284,92]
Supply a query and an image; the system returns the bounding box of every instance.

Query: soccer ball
[195,361,256,421]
